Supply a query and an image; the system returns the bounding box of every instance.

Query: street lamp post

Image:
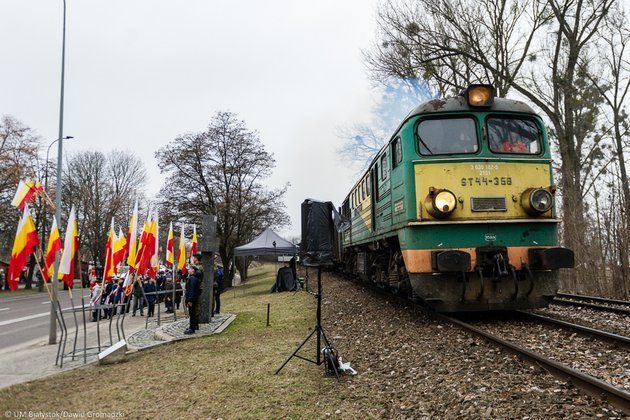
[49,0,68,345]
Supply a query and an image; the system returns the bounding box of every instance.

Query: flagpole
[49,0,68,345]
[172,261,176,321]
[77,249,87,363]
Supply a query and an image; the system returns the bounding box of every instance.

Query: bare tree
[62,150,147,265]
[156,111,290,283]
[366,0,616,289]
[366,0,549,97]
[0,116,41,289]
[587,8,630,213]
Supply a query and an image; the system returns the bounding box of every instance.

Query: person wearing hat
[191,253,203,275]
[184,265,202,334]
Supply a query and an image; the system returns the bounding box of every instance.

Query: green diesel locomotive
[340,85,574,312]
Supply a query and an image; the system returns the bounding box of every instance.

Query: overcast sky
[0,0,381,238]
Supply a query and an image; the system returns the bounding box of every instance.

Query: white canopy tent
[234,228,297,257]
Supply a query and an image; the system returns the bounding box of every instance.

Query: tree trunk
[25,254,35,289]
[236,256,249,282]
[559,158,586,293]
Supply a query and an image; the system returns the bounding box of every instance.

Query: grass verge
[0,265,380,419]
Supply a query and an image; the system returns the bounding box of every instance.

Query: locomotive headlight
[425,189,457,218]
[521,188,553,215]
[464,84,495,107]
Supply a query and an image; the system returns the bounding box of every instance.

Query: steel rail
[556,293,630,307]
[553,298,630,316]
[435,312,630,415]
[355,280,630,415]
[516,311,630,349]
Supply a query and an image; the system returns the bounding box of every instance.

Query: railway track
[517,311,630,350]
[553,293,630,316]
[437,312,630,414]
[556,293,630,307]
[357,281,630,414]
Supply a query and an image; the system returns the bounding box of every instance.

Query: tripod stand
[275,265,340,379]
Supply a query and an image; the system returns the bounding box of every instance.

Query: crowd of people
[88,253,225,334]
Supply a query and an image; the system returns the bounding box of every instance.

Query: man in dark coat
[144,278,157,317]
[214,265,224,315]
[132,278,144,316]
[102,279,114,319]
[184,266,202,334]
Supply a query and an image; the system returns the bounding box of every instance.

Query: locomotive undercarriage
[344,239,413,296]
[344,241,562,312]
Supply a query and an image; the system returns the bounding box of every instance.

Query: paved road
[0,289,91,348]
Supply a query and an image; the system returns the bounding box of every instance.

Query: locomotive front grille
[471,197,507,212]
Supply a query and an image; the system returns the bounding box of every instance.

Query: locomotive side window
[361,179,366,200]
[373,164,380,201]
[417,117,478,155]
[342,199,350,218]
[487,117,541,155]
[380,154,389,180]
[392,137,402,168]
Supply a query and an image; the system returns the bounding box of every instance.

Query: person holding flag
[7,204,39,291]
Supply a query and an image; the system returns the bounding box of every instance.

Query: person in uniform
[184,266,202,334]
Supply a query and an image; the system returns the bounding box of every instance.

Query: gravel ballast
[469,316,630,391]
[535,304,630,337]
[320,271,626,418]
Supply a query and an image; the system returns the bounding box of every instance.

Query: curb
[127,314,236,351]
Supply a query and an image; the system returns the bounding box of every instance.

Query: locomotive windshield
[417,117,478,155]
[487,116,541,155]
